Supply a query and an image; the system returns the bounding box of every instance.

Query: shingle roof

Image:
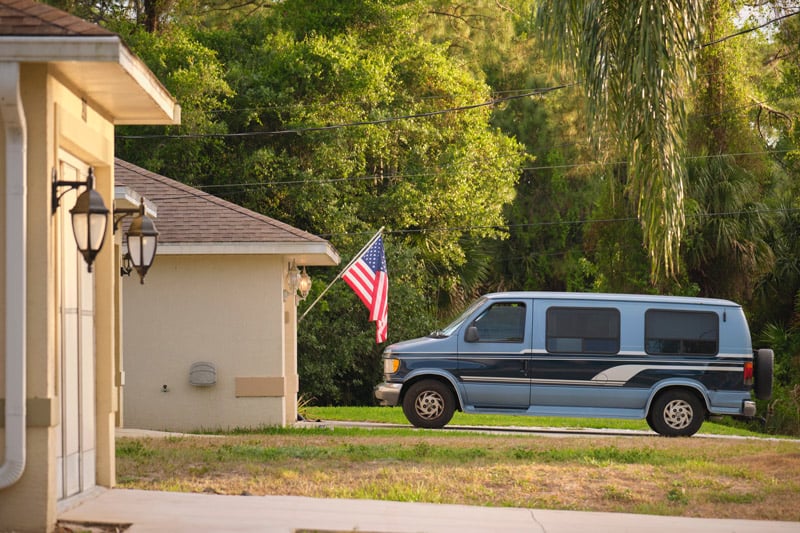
[0,0,114,36]
[114,158,333,249]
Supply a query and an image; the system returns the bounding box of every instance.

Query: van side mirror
[465,325,479,343]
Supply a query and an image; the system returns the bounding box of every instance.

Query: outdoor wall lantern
[114,199,159,284]
[286,259,312,302]
[51,167,109,273]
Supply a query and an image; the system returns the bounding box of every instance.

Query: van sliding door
[530,304,623,411]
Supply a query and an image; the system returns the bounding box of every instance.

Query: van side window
[645,310,718,355]
[470,302,526,342]
[546,307,620,354]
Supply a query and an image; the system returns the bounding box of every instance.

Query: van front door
[456,301,531,409]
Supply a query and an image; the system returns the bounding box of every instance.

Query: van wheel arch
[400,375,461,410]
[648,387,707,437]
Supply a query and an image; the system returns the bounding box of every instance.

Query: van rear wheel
[402,380,455,429]
[649,390,705,437]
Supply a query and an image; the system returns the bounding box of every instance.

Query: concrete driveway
[58,487,799,533]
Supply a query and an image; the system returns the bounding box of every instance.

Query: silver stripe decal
[530,378,617,386]
[593,364,740,383]
[529,349,749,358]
[399,351,750,358]
[716,353,753,359]
[461,376,529,384]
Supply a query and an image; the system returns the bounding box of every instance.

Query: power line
[699,9,800,48]
[116,9,798,144]
[117,83,577,140]
[314,206,800,240]
[524,149,795,172]
[141,148,794,201]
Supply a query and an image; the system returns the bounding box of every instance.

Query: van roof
[484,292,741,308]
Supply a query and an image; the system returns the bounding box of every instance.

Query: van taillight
[743,361,754,384]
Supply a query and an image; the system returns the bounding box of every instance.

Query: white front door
[55,153,96,500]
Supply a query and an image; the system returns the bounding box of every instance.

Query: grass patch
[116,425,800,521]
[303,406,770,437]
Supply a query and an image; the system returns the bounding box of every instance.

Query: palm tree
[536,0,702,283]
[683,155,774,301]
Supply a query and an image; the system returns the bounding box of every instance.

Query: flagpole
[298,226,384,323]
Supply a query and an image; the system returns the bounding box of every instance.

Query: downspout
[0,62,28,489]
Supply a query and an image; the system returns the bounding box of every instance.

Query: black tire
[754,349,774,401]
[402,380,456,429]
[645,411,658,434]
[648,390,705,437]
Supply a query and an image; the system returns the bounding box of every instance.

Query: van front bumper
[374,382,402,406]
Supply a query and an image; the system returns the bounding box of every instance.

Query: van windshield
[431,297,488,337]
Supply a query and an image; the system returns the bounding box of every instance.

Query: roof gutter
[0,61,28,489]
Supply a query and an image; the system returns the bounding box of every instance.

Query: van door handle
[521,360,528,374]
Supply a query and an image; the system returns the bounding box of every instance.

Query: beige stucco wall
[0,64,118,532]
[122,253,297,432]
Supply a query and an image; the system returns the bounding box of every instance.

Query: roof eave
[0,36,180,125]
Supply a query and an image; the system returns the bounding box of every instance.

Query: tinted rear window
[546,307,620,354]
[645,310,718,355]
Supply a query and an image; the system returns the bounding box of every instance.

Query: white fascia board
[114,186,157,218]
[158,241,341,265]
[0,36,123,61]
[116,45,180,125]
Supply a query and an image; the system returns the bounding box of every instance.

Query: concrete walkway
[58,488,799,533]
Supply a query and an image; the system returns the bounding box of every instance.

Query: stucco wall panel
[0,427,56,532]
[122,254,288,431]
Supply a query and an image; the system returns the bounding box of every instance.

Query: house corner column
[93,165,116,487]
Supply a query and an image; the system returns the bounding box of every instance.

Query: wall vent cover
[189,361,217,387]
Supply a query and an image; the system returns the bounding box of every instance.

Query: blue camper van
[375,292,773,436]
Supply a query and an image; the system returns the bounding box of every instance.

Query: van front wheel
[649,390,705,437]
[402,380,455,429]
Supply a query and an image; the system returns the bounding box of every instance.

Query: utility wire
[699,9,800,48]
[116,11,800,237]
[313,206,800,240]
[142,148,795,200]
[117,10,799,142]
[117,83,577,140]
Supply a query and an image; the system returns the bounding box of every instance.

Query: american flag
[343,235,388,343]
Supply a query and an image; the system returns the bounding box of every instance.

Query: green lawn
[303,405,771,437]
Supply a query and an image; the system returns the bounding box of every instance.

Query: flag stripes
[343,234,388,343]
